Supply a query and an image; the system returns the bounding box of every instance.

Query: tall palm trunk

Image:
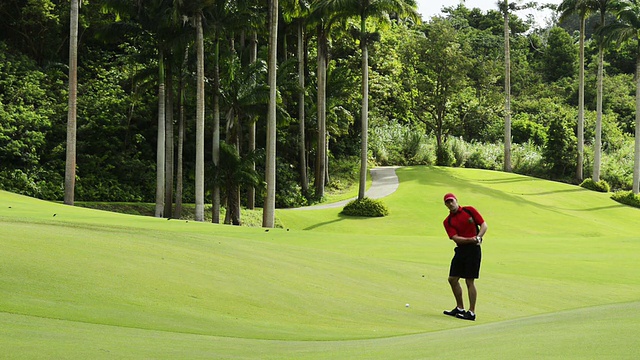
[263,0,279,228]
[175,46,187,219]
[64,0,79,205]
[577,16,585,182]
[212,36,221,223]
[358,16,368,200]
[225,108,242,225]
[248,31,258,209]
[634,47,640,194]
[155,49,166,218]
[315,24,327,198]
[594,13,607,182]
[164,62,175,218]
[195,13,205,222]
[503,1,512,173]
[298,22,308,198]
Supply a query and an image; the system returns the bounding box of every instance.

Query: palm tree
[195,11,206,221]
[558,0,592,182]
[239,0,267,210]
[155,48,166,217]
[102,0,179,217]
[317,0,418,200]
[600,0,640,194]
[64,0,79,206]
[498,0,538,172]
[175,44,189,219]
[204,0,232,224]
[215,142,263,224]
[314,18,329,198]
[263,0,279,228]
[500,0,516,173]
[283,0,311,198]
[164,58,175,218]
[220,58,269,224]
[591,0,615,183]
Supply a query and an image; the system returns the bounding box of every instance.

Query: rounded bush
[579,179,611,193]
[341,197,389,217]
[611,191,640,208]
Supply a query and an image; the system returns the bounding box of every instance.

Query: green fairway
[1,166,639,358]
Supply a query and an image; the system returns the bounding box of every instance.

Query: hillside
[1,166,639,359]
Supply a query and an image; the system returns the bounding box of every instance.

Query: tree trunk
[358,16,368,200]
[225,108,242,225]
[64,0,79,206]
[212,37,221,223]
[248,31,258,209]
[175,47,186,219]
[155,49,166,218]
[195,13,205,222]
[164,62,174,218]
[594,14,606,183]
[503,2,512,173]
[263,0,278,228]
[577,16,585,182]
[633,50,640,194]
[315,25,327,199]
[297,22,308,198]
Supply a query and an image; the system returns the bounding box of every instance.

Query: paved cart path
[293,166,400,210]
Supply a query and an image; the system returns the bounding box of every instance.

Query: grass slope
[1,166,639,358]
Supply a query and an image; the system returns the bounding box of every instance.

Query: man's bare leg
[465,278,477,313]
[448,276,464,309]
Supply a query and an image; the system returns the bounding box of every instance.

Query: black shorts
[449,245,482,279]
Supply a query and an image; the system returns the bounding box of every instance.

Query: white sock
[468,310,475,315]
[457,307,465,311]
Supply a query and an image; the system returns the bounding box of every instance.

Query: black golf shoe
[443,307,465,317]
[456,311,476,321]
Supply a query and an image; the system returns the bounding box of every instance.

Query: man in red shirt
[442,193,488,321]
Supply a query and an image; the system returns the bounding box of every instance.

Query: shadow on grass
[519,188,585,196]
[570,204,626,211]
[302,213,381,231]
[476,176,540,184]
[403,166,606,216]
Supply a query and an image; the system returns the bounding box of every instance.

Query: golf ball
[405,304,410,307]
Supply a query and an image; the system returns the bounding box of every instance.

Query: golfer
[442,193,487,321]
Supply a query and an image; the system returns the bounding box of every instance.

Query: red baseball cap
[443,193,457,202]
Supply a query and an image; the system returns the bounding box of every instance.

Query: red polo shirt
[443,206,484,239]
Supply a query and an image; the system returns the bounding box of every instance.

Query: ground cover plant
[1,166,639,359]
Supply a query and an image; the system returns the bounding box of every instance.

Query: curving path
[293,166,400,210]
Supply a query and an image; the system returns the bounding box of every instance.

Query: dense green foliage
[580,178,611,192]
[611,190,640,208]
[341,197,389,217]
[1,1,639,211]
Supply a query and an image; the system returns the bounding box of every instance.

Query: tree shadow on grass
[569,204,626,211]
[404,166,602,216]
[518,188,585,196]
[303,213,379,231]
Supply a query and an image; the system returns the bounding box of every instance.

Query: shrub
[512,141,545,177]
[543,111,577,178]
[611,190,640,208]
[341,197,389,217]
[512,117,547,146]
[436,144,454,166]
[579,179,611,193]
[466,142,502,170]
[600,136,634,191]
[402,131,423,162]
[449,137,468,167]
[369,121,430,166]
